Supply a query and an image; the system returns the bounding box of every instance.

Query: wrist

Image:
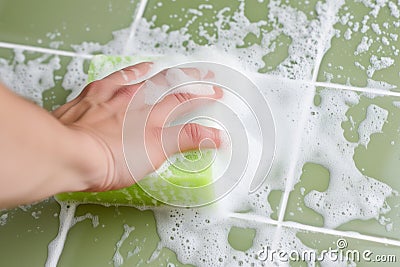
[62,126,115,193]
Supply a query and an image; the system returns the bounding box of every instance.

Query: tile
[55,204,278,267]
[271,227,400,266]
[255,76,315,219]
[318,1,400,91]
[0,0,140,53]
[0,48,88,110]
[133,0,340,80]
[216,75,315,219]
[57,204,191,267]
[282,85,400,241]
[0,199,61,267]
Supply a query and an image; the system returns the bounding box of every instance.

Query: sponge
[55,55,215,207]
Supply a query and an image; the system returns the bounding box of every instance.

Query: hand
[52,62,223,192]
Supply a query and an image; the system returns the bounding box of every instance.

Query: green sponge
[55,55,215,207]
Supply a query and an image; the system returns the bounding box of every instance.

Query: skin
[0,62,222,208]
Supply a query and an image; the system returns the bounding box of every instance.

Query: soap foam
[131,0,345,81]
[112,224,136,267]
[2,0,397,266]
[358,104,388,147]
[0,50,61,106]
[298,89,393,228]
[148,75,318,267]
[0,213,8,226]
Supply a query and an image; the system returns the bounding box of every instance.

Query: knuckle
[174,92,192,104]
[184,123,202,144]
[152,127,163,143]
[116,86,134,99]
[84,80,102,94]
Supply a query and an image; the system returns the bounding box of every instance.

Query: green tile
[135,0,332,79]
[228,226,257,252]
[284,86,400,240]
[318,1,400,90]
[0,199,60,267]
[57,204,192,267]
[289,227,400,266]
[243,76,315,218]
[0,0,139,52]
[54,203,280,266]
[0,48,88,110]
[278,162,329,227]
[255,226,400,266]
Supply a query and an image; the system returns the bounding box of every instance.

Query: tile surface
[318,0,400,90]
[1,0,400,266]
[283,86,400,241]
[0,0,140,53]
[0,47,88,110]
[133,0,340,80]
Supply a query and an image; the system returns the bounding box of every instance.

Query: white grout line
[271,84,317,249]
[269,0,347,252]
[229,212,280,226]
[122,0,149,55]
[313,81,400,97]
[0,42,94,59]
[229,212,400,247]
[1,42,400,98]
[283,221,400,247]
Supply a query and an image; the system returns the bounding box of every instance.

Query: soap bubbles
[123,61,276,207]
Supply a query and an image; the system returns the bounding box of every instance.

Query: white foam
[344,28,352,40]
[131,0,345,81]
[0,213,8,226]
[298,89,393,229]
[0,50,61,106]
[366,79,396,90]
[148,74,317,266]
[112,224,136,267]
[358,104,388,147]
[4,0,397,265]
[354,36,373,55]
[367,55,394,78]
[45,203,77,267]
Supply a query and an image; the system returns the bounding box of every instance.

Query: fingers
[104,62,153,85]
[160,123,220,158]
[85,62,152,102]
[53,62,152,118]
[150,86,223,124]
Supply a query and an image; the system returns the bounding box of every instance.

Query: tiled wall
[1,0,400,266]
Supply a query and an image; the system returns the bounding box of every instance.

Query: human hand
[52,62,222,192]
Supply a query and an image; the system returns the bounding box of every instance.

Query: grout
[269,0,344,252]
[270,84,317,250]
[230,212,400,247]
[0,0,398,262]
[283,221,400,248]
[122,0,149,55]
[313,81,400,97]
[1,43,400,98]
[310,1,344,83]
[229,212,280,226]
[0,42,94,59]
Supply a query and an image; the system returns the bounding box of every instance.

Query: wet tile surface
[1,0,400,266]
[0,199,60,266]
[0,47,88,110]
[0,0,140,53]
[318,0,400,91]
[133,0,339,80]
[283,85,400,241]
